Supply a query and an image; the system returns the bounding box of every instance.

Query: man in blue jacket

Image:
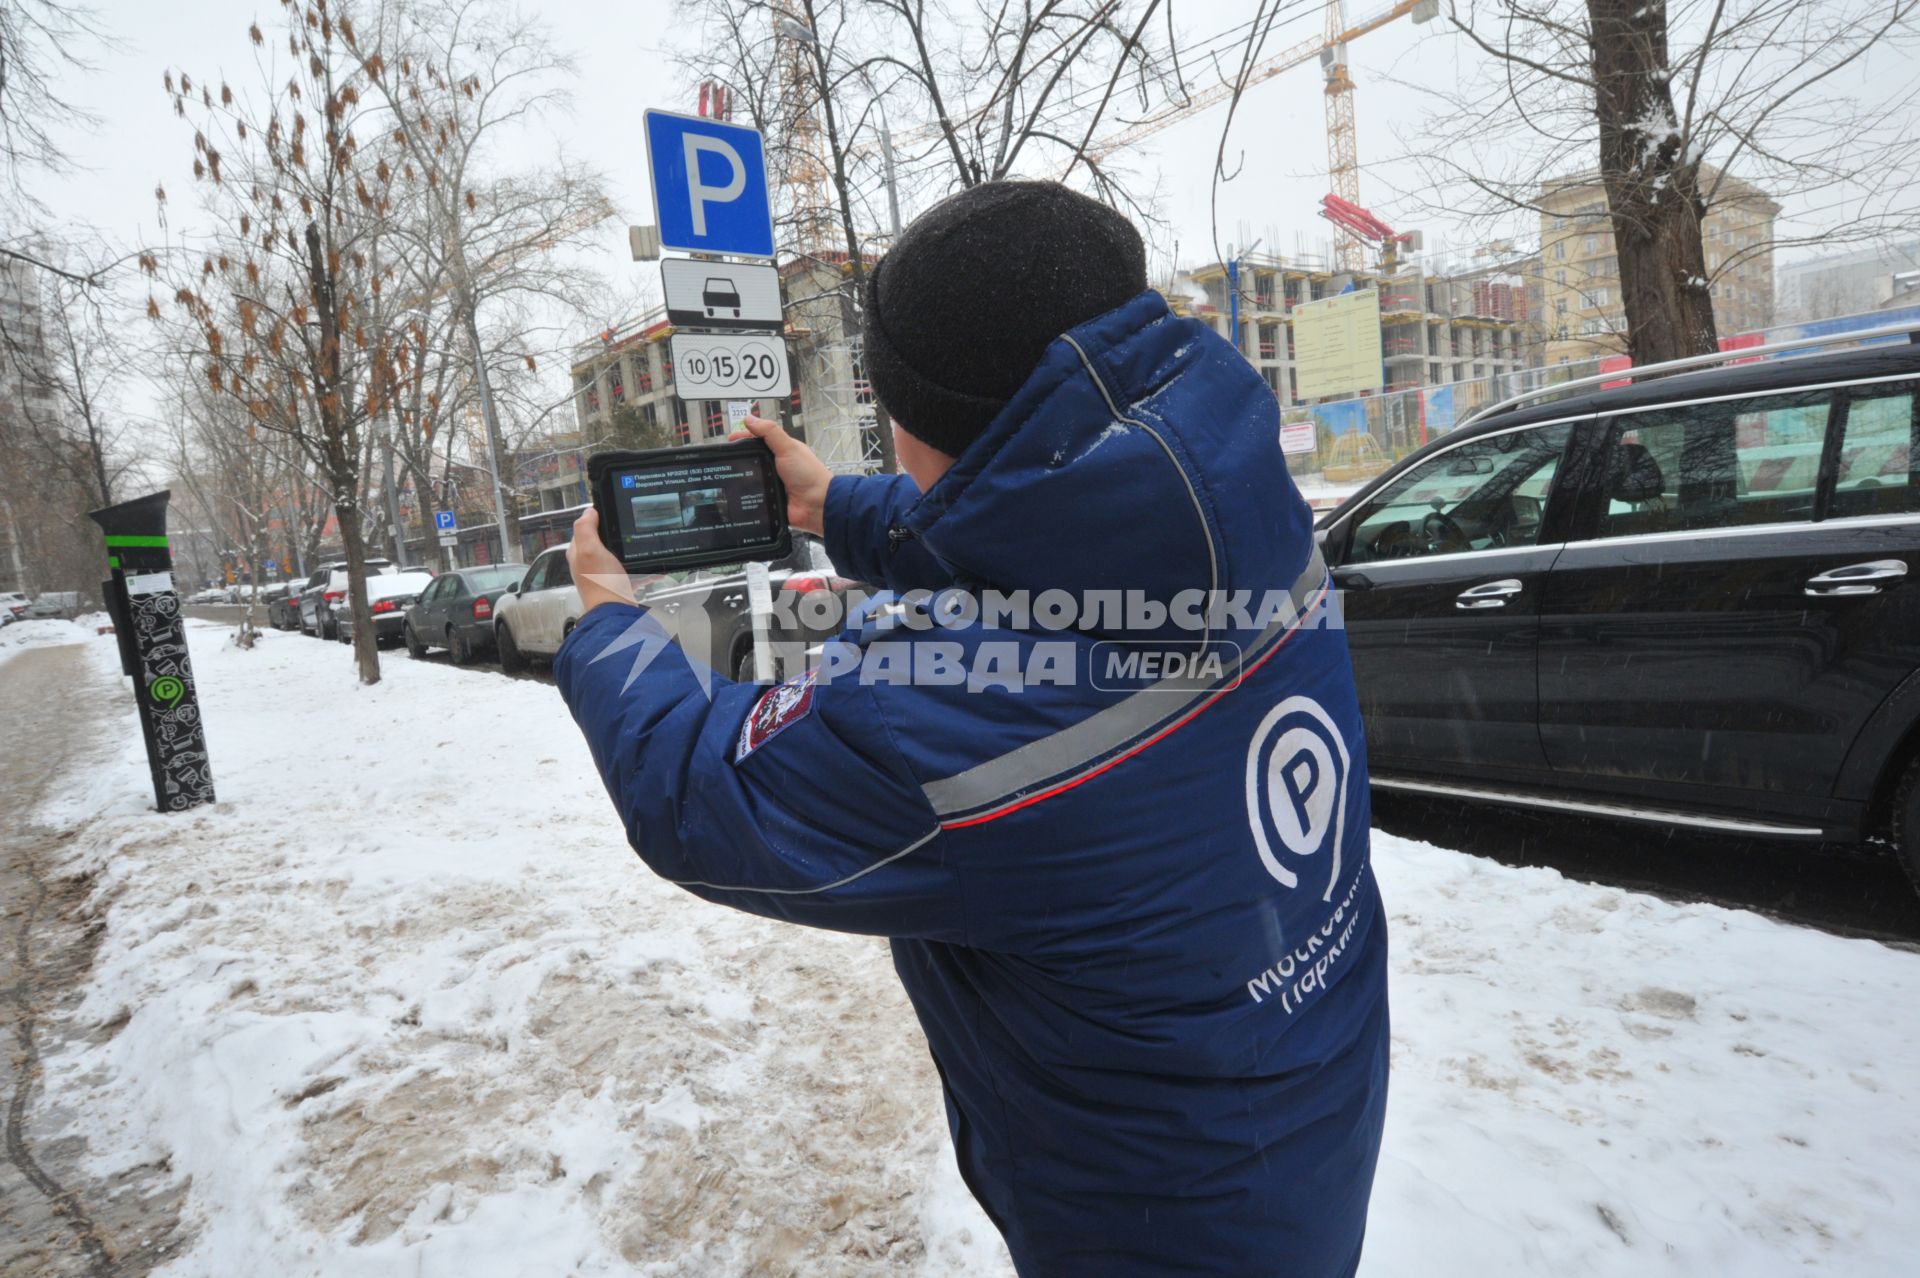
[557,181,1389,1276]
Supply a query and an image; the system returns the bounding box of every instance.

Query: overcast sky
[30,0,1917,433]
[42,1,1500,281]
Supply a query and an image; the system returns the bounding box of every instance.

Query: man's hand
[569,507,637,615]
[733,414,830,536]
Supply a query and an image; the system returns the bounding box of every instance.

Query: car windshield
[467,566,524,592]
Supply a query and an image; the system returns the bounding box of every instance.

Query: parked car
[1,591,30,621]
[1314,328,1920,890]
[640,535,857,681]
[297,558,396,638]
[333,571,436,647]
[401,564,527,665]
[23,591,80,618]
[491,546,583,673]
[264,582,303,629]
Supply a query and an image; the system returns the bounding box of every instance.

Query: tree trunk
[331,477,380,683]
[306,219,380,685]
[1588,0,1718,364]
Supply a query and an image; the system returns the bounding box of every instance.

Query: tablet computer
[587,441,791,573]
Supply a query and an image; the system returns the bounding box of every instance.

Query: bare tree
[151,0,406,683]
[345,0,613,557]
[165,376,300,644]
[1411,0,1920,363]
[682,0,1181,474]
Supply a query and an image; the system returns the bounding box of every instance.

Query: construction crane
[773,2,838,255]
[1084,0,1439,270]
[1319,192,1418,273]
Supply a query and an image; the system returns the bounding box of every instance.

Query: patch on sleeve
[735,670,819,763]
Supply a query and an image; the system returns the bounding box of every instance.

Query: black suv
[1316,329,1920,891]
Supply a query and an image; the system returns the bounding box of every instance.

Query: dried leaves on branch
[149,0,611,682]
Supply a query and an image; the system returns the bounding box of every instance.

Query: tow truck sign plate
[670,331,790,399]
[662,258,782,332]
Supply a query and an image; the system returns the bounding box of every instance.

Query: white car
[1,591,29,621]
[332,571,436,647]
[491,546,582,673]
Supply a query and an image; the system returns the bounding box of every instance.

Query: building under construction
[566,254,880,486]
[1182,254,1531,403]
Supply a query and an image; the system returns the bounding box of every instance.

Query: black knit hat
[863,181,1148,458]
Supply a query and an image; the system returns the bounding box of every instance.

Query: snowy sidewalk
[19,621,1920,1276]
[1,639,188,1276]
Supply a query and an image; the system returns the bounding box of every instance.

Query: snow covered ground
[0,615,102,665]
[23,621,1920,1276]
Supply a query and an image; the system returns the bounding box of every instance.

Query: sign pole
[644,108,794,684]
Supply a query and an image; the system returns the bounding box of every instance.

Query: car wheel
[497,622,528,674]
[1894,754,1920,898]
[450,626,475,667]
[405,622,428,659]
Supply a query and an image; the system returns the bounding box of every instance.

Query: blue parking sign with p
[644,110,775,259]
[434,510,457,532]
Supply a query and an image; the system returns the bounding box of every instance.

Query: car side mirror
[1511,494,1542,525]
[505,583,519,595]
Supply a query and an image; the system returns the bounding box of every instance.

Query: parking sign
[644,110,775,259]
[669,332,790,399]
[434,509,457,532]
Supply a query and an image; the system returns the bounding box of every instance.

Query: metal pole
[461,295,515,564]
[377,415,408,566]
[746,561,775,683]
[1228,255,1241,354]
[880,121,902,238]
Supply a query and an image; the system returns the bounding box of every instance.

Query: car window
[1345,424,1571,564]
[1595,389,1832,540]
[546,551,574,589]
[445,576,470,599]
[1830,386,1917,520]
[522,555,552,594]
[471,566,524,592]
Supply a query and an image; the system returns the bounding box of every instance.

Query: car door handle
[1331,568,1374,591]
[1455,578,1523,609]
[1804,559,1907,597]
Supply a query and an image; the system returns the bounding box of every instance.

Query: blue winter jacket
[556,289,1389,1277]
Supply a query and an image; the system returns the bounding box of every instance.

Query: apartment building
[1777,240,1920,326]
[1539,168,1779,364]
[0,253,70,594]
